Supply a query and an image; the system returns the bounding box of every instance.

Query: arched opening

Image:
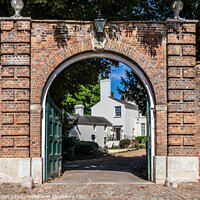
[41,51,155,182]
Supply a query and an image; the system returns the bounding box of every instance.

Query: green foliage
[119,139,131,148]
[1,0,199,22]
[75,141,99,155]
[63,147,75,161]
[1,0,142,20]
[62,136,99,160]
[117,70,148,116]
[110,143,120,149]
[131,138,146,149]
[138,143,146,149]
[1,0,200,61]
[62,81,100,115]
[130,140,139,149]
[62,137,78,149]
[135,136,147,144]
[49,58,119,114]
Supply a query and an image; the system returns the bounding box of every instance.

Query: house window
[104,125,107,132]
[115,106,121,117]
[141,123,145,136]
[93,124,96,131]
[91,134,96,141]
[104,137,107,144]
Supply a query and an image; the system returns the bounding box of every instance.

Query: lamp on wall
[11,0,24,17]
[95,10,107,33]
[171,0,184,19]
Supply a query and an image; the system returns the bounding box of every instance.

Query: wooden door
[45,94,63,182]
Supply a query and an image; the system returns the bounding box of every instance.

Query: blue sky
[109,63,131,99]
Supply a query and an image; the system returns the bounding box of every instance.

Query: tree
[0,0,141,20]
[117,70,148,116]
[62,81,100,115]
[1,1,199,59]
[49,58,119,111]
[1,0,199,21]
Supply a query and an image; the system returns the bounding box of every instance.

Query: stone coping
[0,17,198,24]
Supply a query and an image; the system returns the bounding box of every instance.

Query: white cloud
[109,62,132,80]
[109,71,127,80]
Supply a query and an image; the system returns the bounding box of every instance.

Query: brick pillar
[155,105,168,156]
[30,104,42,157]
[0,19,31,158]
[167,20,197,156]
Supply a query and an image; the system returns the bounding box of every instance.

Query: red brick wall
[167,22,197,156]
[0,20,30,157]
[0,19,199,166]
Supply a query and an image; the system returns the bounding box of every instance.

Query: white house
[68,79,147,147]
[91,79,147,142]
[68,105,112,147]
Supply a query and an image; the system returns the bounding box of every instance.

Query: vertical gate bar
[45,97,50,182]
[45,102,48,181]
[147,99,151,181]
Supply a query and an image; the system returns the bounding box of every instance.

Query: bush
[75,141,99,155]
[111,143,120,149]
[63,147,74,160]
[130,140,139,149]
[138,143,146,149]
[119,139,131,148]
[62,136,99,160]
[62,137,78,152]
[135,136,147,144]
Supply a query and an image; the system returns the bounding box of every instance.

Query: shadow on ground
[54,150,149,184]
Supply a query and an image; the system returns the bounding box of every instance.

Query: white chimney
[74,104,84,115]
[100,79,111,100]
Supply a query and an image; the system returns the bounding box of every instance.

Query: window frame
[141,123,145,136]
[91,134,96,141]
[114,106,122,117]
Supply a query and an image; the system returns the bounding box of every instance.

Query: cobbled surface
[0,182,200,200]
[0,150,199,199]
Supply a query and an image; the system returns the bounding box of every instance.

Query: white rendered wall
[92,98,139,140]
[125,106,138,139]
[92,99,125,134]
[76,124,111,147]
[134,117,147,137]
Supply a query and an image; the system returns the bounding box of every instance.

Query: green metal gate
[45,94,63,182]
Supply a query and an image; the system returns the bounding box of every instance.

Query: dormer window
[115,106,121,117]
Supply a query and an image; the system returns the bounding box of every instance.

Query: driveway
[54,149,149,184]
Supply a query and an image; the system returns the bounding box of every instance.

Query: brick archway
[40,51,156,182]
[31,40,157,105]
[30,39,165,159]
[30,38,165,155]
[0,19,199,184]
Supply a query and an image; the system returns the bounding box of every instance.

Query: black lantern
[95,10,107,33]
